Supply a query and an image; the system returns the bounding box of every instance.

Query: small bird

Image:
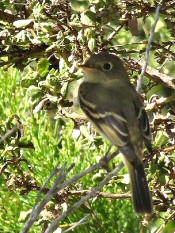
[78,52,153,214]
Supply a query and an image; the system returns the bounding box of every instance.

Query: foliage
[0,0,175,232]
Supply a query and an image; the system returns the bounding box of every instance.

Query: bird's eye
[102,62,113,71]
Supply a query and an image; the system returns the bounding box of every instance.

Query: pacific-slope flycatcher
[78,52,153,214]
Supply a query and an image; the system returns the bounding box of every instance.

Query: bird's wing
[79,92,129,147]
[134,103,150,139]
[133,100,152,152]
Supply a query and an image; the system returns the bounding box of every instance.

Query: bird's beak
[78,64,90,70]
[78,64,96,72]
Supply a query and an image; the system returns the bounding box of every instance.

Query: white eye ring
[102,62,113,71]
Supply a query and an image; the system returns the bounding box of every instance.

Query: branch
[0,9,20,22]
[53,150,119,195]
[44,162,124,233]
[0,126,18,144]
[146,94,175,111]
[0,125,34,149]
[21,150,120,233]
[20,163,74,233]
[137,3,162,92]
[152,42,175,60]
[69,190,131,199]
[104,23,125,47]
[138,61,175,90]
[125,59,175,90]
[62,214,90,233]
[154,211,175,233]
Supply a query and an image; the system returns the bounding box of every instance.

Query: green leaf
[80,125,94,141]
[37,58,50,77]
[70,0,89,12]
[26,85,41,97]
[81,11,96,26]
[154,131,169,148]
[88,37,96,52]
[163,220,175,233]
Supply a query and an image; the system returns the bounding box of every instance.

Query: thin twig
[126,59,175,90]
[21,151,119,233]
[44,162,124,233]
[34,164,63,209]
[0,126,18,144]
[136,4,162,92]
[62,214,90,233]
[153,211,175,233]
[138,60,175,90]
[53,150,119,195]
[0,9,20,22]
[146,94,175,111]
[104,24,124,47]
[69,190,131,199]
[21,163,74,233]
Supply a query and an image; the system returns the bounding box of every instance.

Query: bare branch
[21,163,74,233]
[34,164,66,208]
[137,4,162,92]
[53,150,119,195]
[69,190,131,199]
[126,59,175,90]
[21,150,119,233]
[146,94,175,111]
[138,61,175,90]
[44,162,124,233]
[0,126,18,144]
[0,9,20,22]
[62,214,90,233]
[154,211,175,233]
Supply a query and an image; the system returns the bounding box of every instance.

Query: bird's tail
[127,161,153,214]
